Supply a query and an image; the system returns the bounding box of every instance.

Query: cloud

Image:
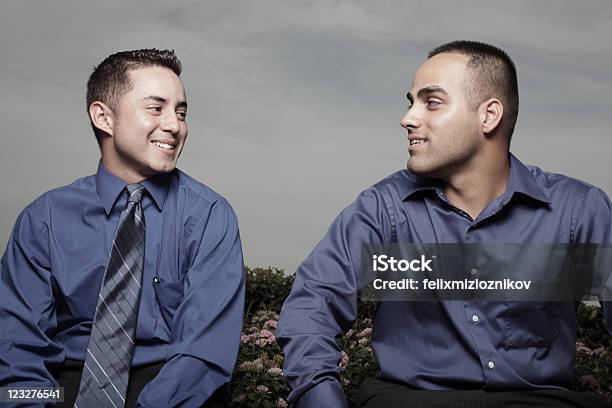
[1,1,610,272]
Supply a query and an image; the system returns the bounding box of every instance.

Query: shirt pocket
[501,301,560,348]
[152,277,185,341]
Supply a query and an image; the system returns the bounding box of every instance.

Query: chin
[408,159,433,176]
[146,162,176,175]
[158,165,176,174]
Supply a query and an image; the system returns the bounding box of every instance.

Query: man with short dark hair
[278,40,611,407]
[0,49,245,407]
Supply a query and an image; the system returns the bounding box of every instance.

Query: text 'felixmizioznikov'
[370,255,532,291]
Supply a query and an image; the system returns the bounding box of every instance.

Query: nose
[161,111,180,134]
[400,107,421,131]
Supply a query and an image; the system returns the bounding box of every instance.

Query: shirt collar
[401,153,551,204]
[95,161,170,215]
[401,173,443,201]
[506,153,551,204]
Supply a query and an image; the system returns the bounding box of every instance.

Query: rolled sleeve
[277,188,391,406]
[137,199,245,407]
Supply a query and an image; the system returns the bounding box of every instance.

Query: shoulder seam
[379,189,397,243]
[24,205,49,240]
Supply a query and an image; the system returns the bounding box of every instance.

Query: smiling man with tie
[0,49,245,408]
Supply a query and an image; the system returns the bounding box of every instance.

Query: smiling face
[401,53,483,178]
[99,66,188,182]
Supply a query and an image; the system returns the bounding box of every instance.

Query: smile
[152,141,176,150]
[408,137,427,153]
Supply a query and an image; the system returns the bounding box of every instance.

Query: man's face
[401,53,482,178]
[104,66,188,180]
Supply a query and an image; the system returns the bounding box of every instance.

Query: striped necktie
[75,183,146,408]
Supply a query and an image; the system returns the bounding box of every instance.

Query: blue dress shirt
[0,162,245,407]
[277,154,612,407]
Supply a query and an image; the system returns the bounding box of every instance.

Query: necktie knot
[127,183,145,203]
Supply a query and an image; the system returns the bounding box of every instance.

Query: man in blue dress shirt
[0,49,245,407]
[277,41,611,407]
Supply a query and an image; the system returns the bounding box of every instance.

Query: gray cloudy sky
[1,1,611,273]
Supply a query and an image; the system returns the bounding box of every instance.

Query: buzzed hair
[86,48,182,143]
[429,41,519,144]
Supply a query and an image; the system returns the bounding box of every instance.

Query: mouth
[151,140,177,153]
[408,137,428,152]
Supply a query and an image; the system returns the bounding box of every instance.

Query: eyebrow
[144,95,188,109]
[406,86,448,103]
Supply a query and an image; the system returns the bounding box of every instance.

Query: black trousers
[354,377,606,408]
[51,359,228,408]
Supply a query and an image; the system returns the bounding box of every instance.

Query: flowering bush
[231,310,288,407]
[243,267,294,317]
[230,268,611,406]
[574,304,612,405]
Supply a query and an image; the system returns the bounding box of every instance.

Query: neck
[101,156,148,184]
[442,151,510,220]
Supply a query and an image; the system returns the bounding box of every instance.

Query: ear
[89,101,115,136]
[480,98,503,135]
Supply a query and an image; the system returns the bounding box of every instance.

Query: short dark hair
[86,48,182,143]
[428,41,519,143]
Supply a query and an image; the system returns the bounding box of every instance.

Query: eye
[425,99,441,108]
[147,106,162,114]
[176,111,187,121]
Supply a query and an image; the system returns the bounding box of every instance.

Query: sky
[1,1,611,273]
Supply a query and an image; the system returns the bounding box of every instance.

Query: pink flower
[356,328,372,338]
[358,337,369,347]
[259,329,275,338]
[276,398,288,407]
[240,334,251,344]
[255,335,276,347]
[253,329,277,347]
[342,377,351,386]
[345,329,355,338]
[575,341,593,356]
[267,367,283,376]
[239,360,264,371]
[264,320,278,329]
[339,351,350,370]
[256,385,269,394]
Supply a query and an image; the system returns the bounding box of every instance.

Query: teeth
[155,142,175,150]
[410,140,425,146]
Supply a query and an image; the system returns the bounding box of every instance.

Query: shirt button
[470,268,478,276]
[152,276,161,284]
[488,360,495,369]
[471,314,479,323]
